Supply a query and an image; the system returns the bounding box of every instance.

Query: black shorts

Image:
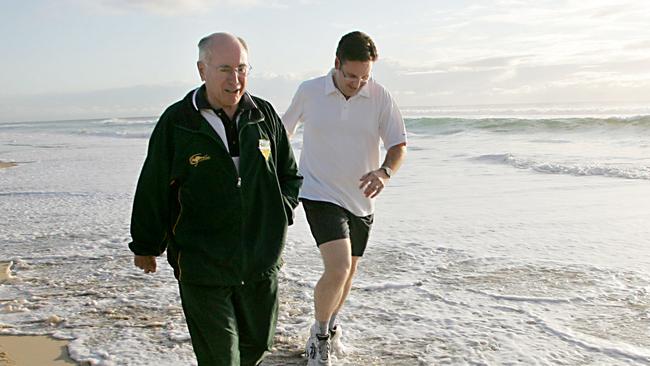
[301,198,374,257]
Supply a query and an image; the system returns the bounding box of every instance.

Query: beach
[0,261,76,365]
[1,108,649,365]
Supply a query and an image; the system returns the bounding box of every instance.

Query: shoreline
[0,261,76,365]
[0,335,77,365]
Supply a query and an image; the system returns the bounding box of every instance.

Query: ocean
[1,103,649,365]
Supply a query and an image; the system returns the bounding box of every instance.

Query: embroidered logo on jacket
[258,139,271,161]
[189,153,211,167]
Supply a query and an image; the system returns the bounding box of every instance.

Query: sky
[1,0,650,122]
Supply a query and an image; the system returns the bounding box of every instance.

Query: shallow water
[1,114,649,365]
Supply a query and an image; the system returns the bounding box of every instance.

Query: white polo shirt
[282,69,407,216]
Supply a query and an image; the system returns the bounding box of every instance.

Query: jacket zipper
[235,116,260,283]
[172,182,183,235]
[171,182,183,280]
[176,251,182,281]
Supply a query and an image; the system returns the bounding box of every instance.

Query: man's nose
[227,71,240,82]
[351,77,365,87]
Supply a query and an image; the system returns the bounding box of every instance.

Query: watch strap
[380,165,393,178]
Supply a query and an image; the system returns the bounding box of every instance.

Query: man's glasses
[207,63,252,77]
[339,68,371,84]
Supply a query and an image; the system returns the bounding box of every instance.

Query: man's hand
[359,169,390,198]
[134,255,157,274]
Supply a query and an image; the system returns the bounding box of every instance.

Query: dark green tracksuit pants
[179,276,278,366]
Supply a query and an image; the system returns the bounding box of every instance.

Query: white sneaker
[306,324,331,366]
[329,324,347,357]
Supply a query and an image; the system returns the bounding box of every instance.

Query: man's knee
[320,239,352,281]
[324,260,351,282]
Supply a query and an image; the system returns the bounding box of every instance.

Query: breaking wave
[472,153,650,180]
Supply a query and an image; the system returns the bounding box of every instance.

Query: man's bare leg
[332,256,360,315]
[314,239,352,329]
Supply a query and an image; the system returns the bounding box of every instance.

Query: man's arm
[281,83,305,138]
[129,113,175,273]
[274,110,303,225]
[359,143,407,198]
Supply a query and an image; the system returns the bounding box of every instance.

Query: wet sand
[0,261,76,365]
[0,335,76,365]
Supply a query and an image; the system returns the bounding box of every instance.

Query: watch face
[382,167,392,177]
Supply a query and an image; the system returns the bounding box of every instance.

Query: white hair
[197,33,248,62]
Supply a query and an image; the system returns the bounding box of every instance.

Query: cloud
[548,70,650,89]
[386,2,647,71]
[462,56,526,68]
[395,55,530,77]
[370,54,650,106]
[625,40,650,50]
[490,69,518,83]
[4,56,650,123]
[93,0,281,15]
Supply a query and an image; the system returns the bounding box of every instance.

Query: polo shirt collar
[324,69,339,96]
[324,68,371,99]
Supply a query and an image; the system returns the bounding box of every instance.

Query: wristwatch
[380,165,393,178]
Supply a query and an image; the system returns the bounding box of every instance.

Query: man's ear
[197,61,206,81]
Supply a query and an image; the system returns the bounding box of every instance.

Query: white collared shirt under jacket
[282,69,407,216]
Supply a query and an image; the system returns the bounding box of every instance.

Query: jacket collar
[179,86,264,133]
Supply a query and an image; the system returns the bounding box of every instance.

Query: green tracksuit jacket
[128,88,302,286]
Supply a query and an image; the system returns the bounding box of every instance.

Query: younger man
[283,31,407,365]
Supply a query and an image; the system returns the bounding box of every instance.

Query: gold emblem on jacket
[258,139,271,161]
[189,153,211,167]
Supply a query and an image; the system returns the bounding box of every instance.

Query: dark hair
[336,31,378,63]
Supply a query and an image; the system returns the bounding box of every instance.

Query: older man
[129,32,302,365]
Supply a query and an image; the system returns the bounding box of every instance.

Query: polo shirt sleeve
[281,82,305,136]
[378,89,407,149]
